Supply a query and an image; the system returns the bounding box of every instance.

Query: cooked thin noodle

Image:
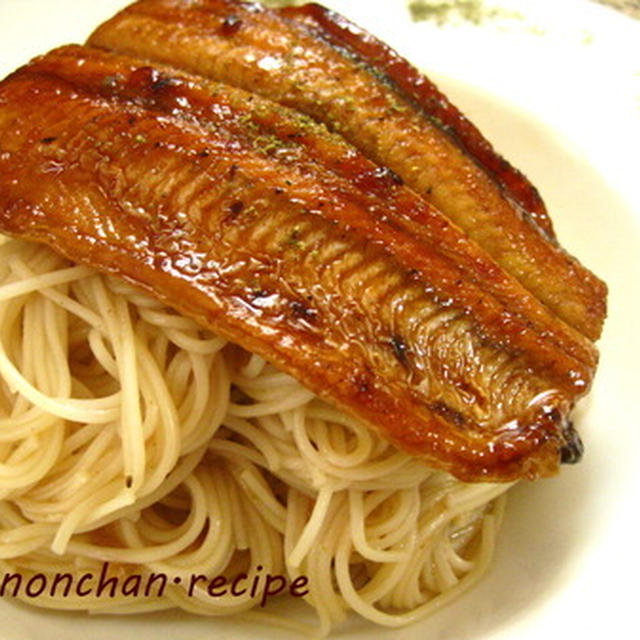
[0,238,512,635]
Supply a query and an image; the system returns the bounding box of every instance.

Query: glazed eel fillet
[88,0,607,341]
[0,45,597,482]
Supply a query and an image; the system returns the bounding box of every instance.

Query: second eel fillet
[0,45,594,482]
[88,0,607,340]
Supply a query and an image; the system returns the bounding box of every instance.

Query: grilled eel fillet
[87,0,607,341]
[0,45,596,482]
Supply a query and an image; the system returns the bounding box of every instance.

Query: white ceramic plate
[1,1,639,639]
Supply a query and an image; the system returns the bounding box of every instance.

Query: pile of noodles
[0,238,511,635]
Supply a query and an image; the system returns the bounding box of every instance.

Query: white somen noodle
[0,237,511,636]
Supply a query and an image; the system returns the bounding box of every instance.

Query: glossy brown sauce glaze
[88,0,607,341]
[0,46,597,481]
[282,2,554,238]
[28,46,597,377]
